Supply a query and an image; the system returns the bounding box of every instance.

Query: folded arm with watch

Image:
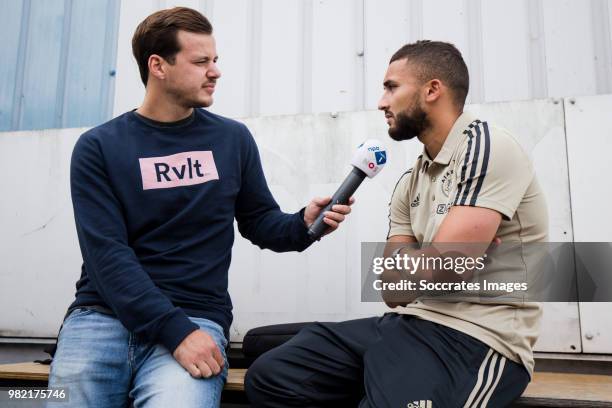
[381,206,502,308]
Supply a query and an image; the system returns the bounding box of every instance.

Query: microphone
[307,139,387,240]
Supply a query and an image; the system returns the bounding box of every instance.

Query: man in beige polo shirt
[246,41,548,408]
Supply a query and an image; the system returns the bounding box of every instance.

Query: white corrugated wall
[113,0,612,118]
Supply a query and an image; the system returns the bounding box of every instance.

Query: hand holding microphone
[305,139,387,240]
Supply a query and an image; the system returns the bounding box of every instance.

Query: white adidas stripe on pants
[463,349,508,408]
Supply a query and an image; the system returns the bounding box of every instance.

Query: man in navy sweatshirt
[47,7,352,408]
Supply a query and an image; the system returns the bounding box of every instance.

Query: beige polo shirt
[387,111,548,376]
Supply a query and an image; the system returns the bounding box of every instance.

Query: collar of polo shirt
[421,111,478,166]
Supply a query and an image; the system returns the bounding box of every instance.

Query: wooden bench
[514,372,612,407]
[0,362,245,391]
[2,362,612,406]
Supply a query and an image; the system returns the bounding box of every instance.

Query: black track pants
[245,314,529,408]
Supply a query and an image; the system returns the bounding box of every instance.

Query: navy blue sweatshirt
[68,108,313,353]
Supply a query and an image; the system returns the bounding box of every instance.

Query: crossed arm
[382,205,502,307]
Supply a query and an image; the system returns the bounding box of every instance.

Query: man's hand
[173,329,225,378]
[381,266,415,308]
[304,196,355,237]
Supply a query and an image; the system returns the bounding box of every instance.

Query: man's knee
[245,326,315,393]
[133,361,226,408]
[245,346,309,407]
[245,351,275,401]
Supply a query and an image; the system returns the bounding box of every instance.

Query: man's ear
[424,79,442,102]
[148,54,166,81]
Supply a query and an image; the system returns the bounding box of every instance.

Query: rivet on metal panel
[570,345,576,350]
[585,333,594,340]
[330,112,338,118]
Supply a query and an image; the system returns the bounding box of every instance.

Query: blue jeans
[47,308,228,407]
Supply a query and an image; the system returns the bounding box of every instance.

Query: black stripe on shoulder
[462,119,482,134]
[460,123,483,205]
[454,119,484,206]
[454,129,475,205]
[469,121,491,205]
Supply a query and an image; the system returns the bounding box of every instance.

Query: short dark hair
[132,7,213,86]
[390,40,469,109]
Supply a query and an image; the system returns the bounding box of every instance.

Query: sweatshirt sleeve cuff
[292,208,315,252]
[157,308,200,354]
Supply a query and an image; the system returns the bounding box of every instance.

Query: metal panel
[565,95,612,353]
[208,0,251,118]
[62,0,119,127]
[464,0,485,103]
[480,0,531,102]
[0,0,25,131]
[310,0,363,113]
[592,0,612,94]
[19,0,66,130]
[0,0,119,131]
[363,0,412,111]
[0,128,84,337]
[421,0,469,57]
[245,0,263,116]
[112,0,612,117]
[299,0,314,114]
[258,0,303,116]
[526,0,548,100]
[542,0,598,98]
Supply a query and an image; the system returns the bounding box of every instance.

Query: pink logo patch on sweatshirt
[139,151,219,190]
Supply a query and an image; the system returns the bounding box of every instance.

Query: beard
[387,98,430,141]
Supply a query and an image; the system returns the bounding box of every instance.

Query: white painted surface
[111,0,612,118]
[564,94,612,354]
[480,0,531,102]
[543,0,598,98]
[0,99,595,353]
[0,128,84,337]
